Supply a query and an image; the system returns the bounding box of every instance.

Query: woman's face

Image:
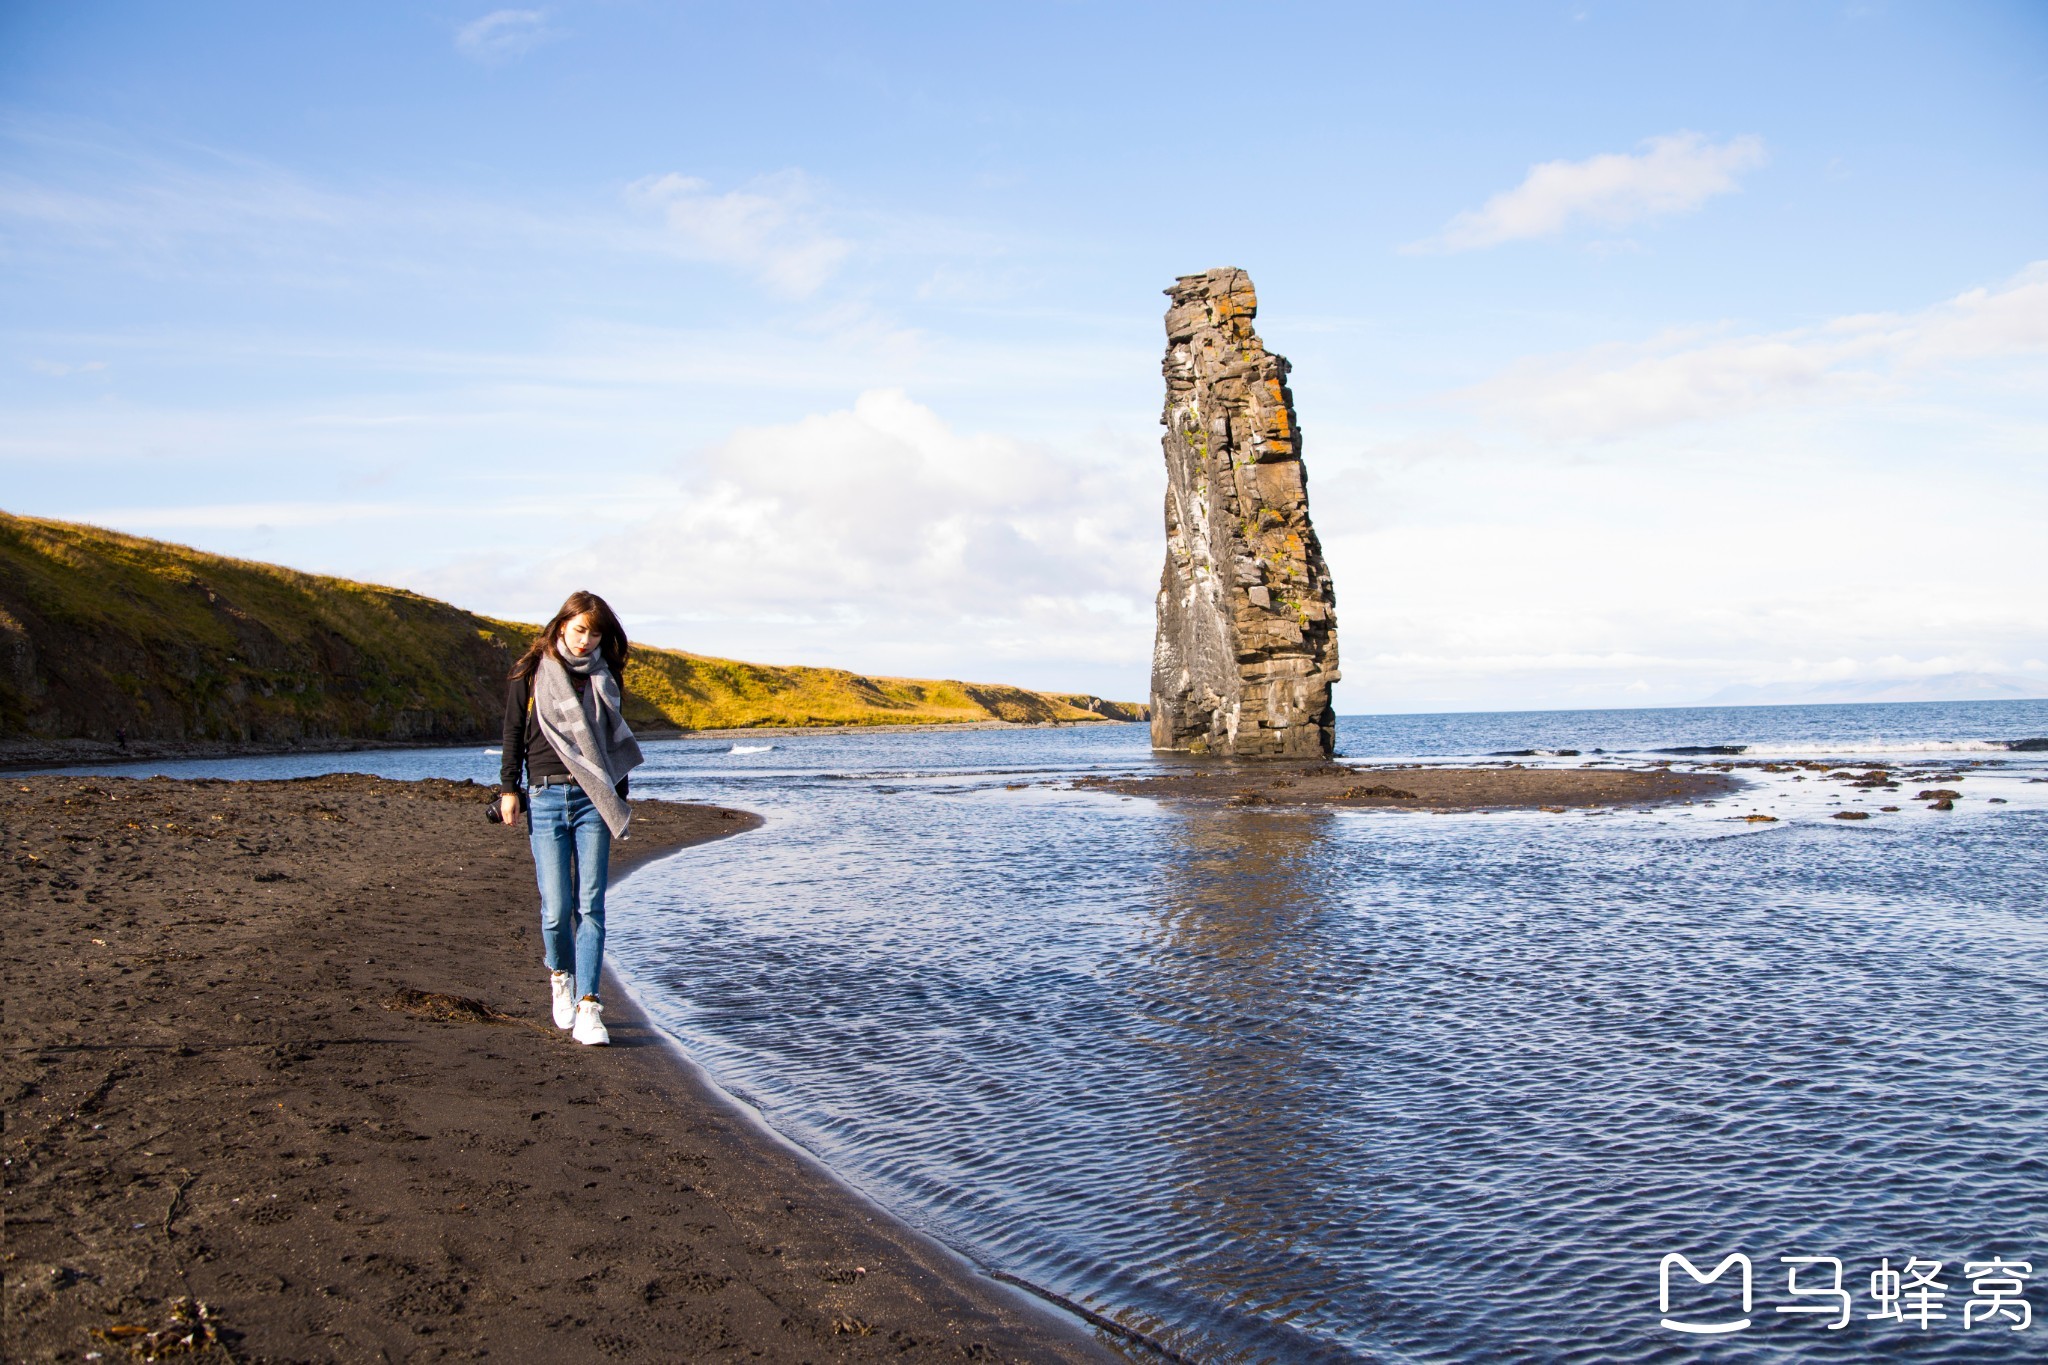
[560,611,601,657]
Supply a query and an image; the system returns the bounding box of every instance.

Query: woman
[497,591,643,1045]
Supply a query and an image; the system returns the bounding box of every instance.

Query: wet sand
[1076,761,1737,810]
[2,774,1110,1364]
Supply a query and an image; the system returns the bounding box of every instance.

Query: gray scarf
[532,643,643,838]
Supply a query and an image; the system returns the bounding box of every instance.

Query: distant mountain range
[1704,673,2046,706]
[0,511,1145,756]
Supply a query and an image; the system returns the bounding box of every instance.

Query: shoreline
[594,976,1150,1360]
[10,708,2039,778]
[3,773,1111,1363]
[0,718,1141,773]
[646,718,1134,742]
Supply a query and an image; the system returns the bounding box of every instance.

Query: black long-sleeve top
[499,672,629,799]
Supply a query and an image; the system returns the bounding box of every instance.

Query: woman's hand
[498,792,521,826]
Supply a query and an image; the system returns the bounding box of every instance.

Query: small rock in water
[1739,814,1778,823]
[1832,810,1871,820]
[1928,798,1955,811]
[1880,806,1900,812]
[1916,789,1961,801]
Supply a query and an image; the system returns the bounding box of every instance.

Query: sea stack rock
[1150,269,1339,758]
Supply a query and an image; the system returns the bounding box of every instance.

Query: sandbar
[1076,761,1736,810]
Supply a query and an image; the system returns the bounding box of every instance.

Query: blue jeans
[527,783,611,1000]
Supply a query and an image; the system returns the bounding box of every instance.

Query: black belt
[532,773,580,788]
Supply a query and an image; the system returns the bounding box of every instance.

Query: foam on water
[1649,739,2026,757]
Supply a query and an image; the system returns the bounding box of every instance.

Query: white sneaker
[550,971,576,1030]
[572,997,609,1046]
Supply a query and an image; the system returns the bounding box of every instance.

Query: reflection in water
[1119,811,1362,1356]
[602,731,2047,1365]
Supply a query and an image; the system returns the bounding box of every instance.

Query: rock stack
[1149,268,1339,758]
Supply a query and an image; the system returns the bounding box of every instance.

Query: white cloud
[1314,437,2048,713]
[628,171,852,296]
[0,124,1041,327]
[0,150,353,263]
[1464,261,2048,438]
[28,358,106,376]
[436,389,1159,682]
[1410,132,1765,253]
[455,10,555,65]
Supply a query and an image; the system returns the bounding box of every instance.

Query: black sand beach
[2,774,1111,1363]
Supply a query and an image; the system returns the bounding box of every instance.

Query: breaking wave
[1701,738,2031,756]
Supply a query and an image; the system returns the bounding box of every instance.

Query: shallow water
[47,700,2048,1361]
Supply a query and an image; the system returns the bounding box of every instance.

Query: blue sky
[4,2,2045,711]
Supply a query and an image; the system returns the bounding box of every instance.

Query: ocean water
[43,699,2048,1362]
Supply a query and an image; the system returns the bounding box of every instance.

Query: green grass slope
[0,512,1143,746]
[609,640,1137,731]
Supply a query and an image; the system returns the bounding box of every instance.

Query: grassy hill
[0,511,1143,749]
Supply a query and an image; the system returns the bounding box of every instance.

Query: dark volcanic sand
[1076,762,1736,810]
[2,774,1108,1364]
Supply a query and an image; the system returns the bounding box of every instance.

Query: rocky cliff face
[1149,269,1339,758]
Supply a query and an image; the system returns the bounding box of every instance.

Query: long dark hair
[510,590,629,682]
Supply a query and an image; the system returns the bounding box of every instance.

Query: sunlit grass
[0,511,1139,742]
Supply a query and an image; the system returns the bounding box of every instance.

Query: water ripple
[606,713,2048,1362]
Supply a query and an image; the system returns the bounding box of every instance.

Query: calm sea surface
[48,700,2048,1362]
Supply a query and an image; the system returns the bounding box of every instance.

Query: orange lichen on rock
[1150,269,1339,759]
